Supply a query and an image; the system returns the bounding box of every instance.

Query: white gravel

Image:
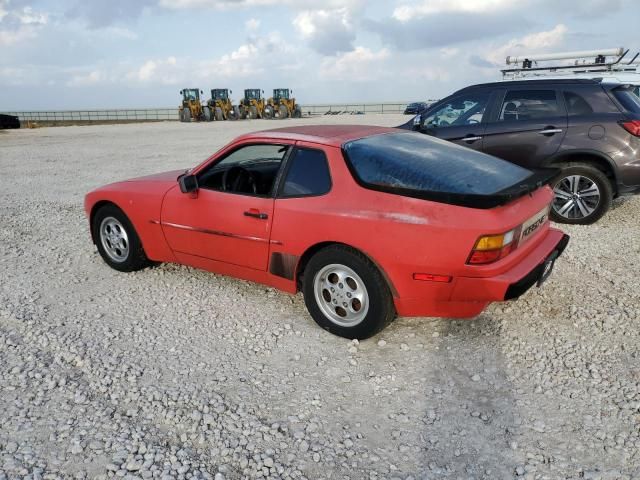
[1,116,639,480]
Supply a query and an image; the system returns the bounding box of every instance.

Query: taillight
[467,227,521,265]
[621,120,640,137]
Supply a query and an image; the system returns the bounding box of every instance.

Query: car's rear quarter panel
[270,143,556,316]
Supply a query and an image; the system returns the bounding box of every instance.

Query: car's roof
[460,78,603,90]
[237,125,396,147]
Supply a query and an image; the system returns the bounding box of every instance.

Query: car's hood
[124,169,186,183]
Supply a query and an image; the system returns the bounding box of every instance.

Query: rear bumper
[394,228,569,318]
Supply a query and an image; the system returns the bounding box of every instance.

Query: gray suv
[401,79,640,224]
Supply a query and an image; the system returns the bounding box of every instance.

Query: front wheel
[92,204,153,272]
[550,163,613,225]
[263,106,273,119]
[302,246,395,339]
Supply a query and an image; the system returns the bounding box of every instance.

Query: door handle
[244,209,268,220]
[538,128,563,135]
[463,135,483,142]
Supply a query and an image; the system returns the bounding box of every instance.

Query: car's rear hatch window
[612,86,640,113]
[342,131,556,209]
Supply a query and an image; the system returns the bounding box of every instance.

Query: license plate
[537,251,558,287]
[520,207,548,245]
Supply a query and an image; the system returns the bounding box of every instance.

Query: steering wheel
[222,166,257,194]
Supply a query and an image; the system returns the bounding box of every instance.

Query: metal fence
[2,101,431,123]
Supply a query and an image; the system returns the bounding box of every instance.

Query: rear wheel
[214,107,223,121]
[302,245,395,339]
[263,106,273,119]
[550,163,613,225]
[249,106,258,119]
[292,106,302,118]
[181,108,191,122]
[278,104,289,119]
[228,106,239,121]
[92,204,153,272]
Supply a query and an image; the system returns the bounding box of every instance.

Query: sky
[0,0,638,110]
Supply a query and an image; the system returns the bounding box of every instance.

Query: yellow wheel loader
[207,89,239,121]
[178,88,209,122]
[238,89,266,119]
[264,88,302,120]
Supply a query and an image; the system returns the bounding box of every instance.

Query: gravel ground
[1,116,639,480]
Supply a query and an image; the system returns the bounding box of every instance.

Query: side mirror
[178,174,198,194]
[230,90,233,94]
[200,90,203,94]
[179,90,183,95]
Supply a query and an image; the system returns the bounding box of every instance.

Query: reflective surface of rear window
[343,132,532,195]
[613,87,640,113]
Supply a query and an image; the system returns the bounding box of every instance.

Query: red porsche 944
[85,125,569,339]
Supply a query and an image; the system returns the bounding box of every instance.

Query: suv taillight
[621,120,640,137]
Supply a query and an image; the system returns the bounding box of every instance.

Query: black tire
[203,106,212,122]
[292,107,302,118]
[214,107,224,121]
[249,106,258,119]
[181,108,191,122]
[302,245,395,339]
[278,104,289,119]
[92,204,153,272]
[263,106,273,119]
[228,106,239,121]
[549,162,613,225]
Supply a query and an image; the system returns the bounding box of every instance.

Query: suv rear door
[482,87,568,169]
[417,89,494,151]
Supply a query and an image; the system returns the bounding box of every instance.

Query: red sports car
[85,125,569,339]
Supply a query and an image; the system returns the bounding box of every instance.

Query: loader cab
[245,89,262,101]
[180,89,201,102]
[273,89,290,101]
[211,89,230,101]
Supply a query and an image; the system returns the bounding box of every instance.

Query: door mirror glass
[179,174,198,193]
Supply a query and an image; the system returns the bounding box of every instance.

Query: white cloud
[293,7,355,55]
[105,26,138,40]
[485,23,568,65]
[392,0,523,21]
[160,0,361,9]
[0,25,36,46]
[320,46,389,81]
[67,70,105,87]
[245,18,260,31]
[15,6,48,25]
[130,56,180,83]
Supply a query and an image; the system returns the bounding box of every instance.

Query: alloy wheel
[313,264,369,327]
[99,216,130,263]
[553,175,601,220]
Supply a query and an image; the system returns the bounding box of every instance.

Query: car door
[482,87,568,169]
[417,89,494,151]
[160,142,291,271]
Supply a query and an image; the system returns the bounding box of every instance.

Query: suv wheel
[550,163,613,225]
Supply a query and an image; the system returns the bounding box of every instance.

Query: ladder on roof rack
[501,48,640,80]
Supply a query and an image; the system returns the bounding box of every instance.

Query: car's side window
[279,148,331,198]
[563,91,594,116]
[498,90,560,121]
[197,144,289,197]
[422,92,490,128]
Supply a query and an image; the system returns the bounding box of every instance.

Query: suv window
[499,90,560,121]
[563,91,594,116]
[612,86,640,113]
[197,144,288,196]
[343,132,531,196]
[422,92,490,128]
[280,148,331,197]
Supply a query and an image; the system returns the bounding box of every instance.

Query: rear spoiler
[363,168,559,209]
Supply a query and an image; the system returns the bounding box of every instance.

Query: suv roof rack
[501,48,640,80]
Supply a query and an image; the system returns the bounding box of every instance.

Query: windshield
[245,90,260,99]
[343,132,532,196]
[213,90,228,100]
[183,89,198,100]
